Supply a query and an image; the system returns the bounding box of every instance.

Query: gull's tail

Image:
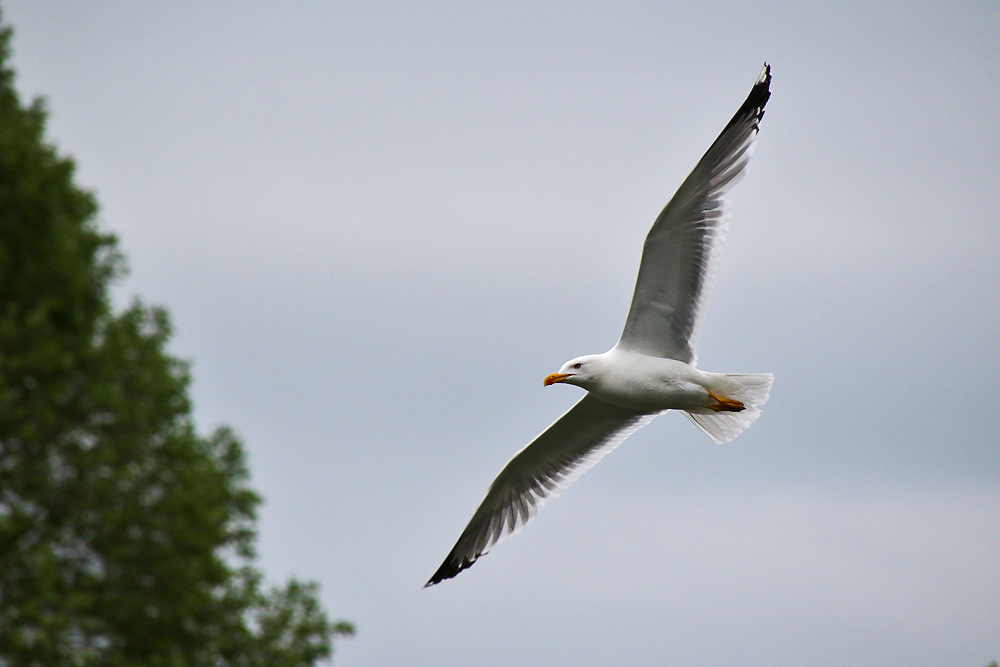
[684,373,773,444]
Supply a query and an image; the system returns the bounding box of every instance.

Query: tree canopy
[0,14,352,666]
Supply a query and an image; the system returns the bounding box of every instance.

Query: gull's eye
[573,362,582,369]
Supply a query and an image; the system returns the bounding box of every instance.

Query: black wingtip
[720,63,772,138]
[758,62,771,86]
[755,62,772,106]
[424,554,480,588]
[741,62,772,120]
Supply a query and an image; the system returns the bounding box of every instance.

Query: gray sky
[5,1,999,665]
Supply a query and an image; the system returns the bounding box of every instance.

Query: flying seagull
[426,64,773,587]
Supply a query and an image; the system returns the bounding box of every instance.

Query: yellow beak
[543,372,572,386]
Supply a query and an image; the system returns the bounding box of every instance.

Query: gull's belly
[591,358,710,412]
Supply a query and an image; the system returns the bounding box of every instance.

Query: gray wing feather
[425,394,655,586]
[618,64,771,363]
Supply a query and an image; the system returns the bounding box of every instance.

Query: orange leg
[706,390,745,413]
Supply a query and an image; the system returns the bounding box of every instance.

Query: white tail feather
[684,373,773,444]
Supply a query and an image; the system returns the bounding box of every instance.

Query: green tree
[0,14,352,666]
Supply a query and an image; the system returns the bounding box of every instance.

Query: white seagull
[426,64,774,587]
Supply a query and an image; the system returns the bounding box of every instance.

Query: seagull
[426,64,774,587]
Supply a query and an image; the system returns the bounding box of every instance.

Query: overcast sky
[5,2,999,665]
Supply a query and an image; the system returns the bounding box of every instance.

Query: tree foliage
[0,15,352,666]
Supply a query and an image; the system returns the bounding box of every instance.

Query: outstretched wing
[426,394,655,587]
[618,64,771,364]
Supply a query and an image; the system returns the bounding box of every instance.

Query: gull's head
[544,355,599,389]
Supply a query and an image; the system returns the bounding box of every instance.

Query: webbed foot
[706,390,745,412]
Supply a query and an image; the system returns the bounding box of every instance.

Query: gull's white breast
[589,348,712,413]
